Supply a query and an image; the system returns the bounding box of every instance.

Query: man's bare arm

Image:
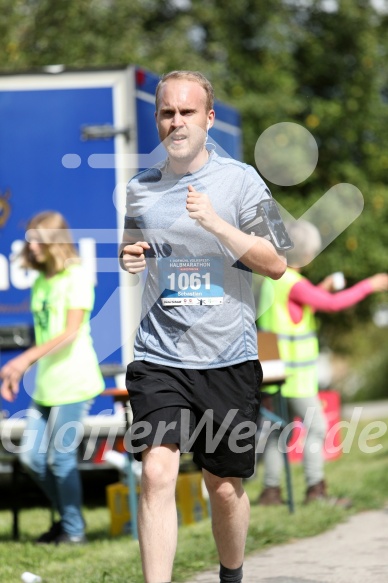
[186,186,286,279]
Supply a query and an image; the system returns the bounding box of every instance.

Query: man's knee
[203,471,243,502]
[141,445,179,495]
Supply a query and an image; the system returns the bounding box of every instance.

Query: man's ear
[207,110,215,130]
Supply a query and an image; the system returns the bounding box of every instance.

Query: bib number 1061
[167,272,210,291]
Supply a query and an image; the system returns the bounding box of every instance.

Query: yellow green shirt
[31,263,104,406]
[257,269,319,398]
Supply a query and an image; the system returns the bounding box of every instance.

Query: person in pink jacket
[257,219,388,505]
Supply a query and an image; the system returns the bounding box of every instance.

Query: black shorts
[125,359,263,478]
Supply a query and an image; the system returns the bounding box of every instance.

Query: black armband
[243,199,293,251]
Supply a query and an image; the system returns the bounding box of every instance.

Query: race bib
[158,257,224,306]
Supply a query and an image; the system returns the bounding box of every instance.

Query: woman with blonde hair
[0,210,104,544]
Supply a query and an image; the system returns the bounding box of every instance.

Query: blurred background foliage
[1,0,388,401]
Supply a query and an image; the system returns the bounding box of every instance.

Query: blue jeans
[19,400,91,537]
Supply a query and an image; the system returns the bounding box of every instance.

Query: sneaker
[304,480,352,508]
[257,486,283,506]
[54,532,87,545]
[35,521,63,544]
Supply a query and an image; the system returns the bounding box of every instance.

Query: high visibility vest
[257,268,319,398]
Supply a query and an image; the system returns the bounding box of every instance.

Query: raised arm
[290,274,388,313]
[186,185,286,279]
[119,215,150,274]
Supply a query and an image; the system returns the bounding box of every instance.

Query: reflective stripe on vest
[257,269,319,398]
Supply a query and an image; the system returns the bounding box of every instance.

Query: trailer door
[0,68,137,418]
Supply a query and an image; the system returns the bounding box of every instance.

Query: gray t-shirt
[125,150,271,369]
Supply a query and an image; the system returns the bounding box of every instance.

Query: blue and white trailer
[0,66,242,465]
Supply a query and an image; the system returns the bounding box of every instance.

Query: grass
[1,416,388,582]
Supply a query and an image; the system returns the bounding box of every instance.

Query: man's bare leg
[203,470,249,572]
[138,444,180,583]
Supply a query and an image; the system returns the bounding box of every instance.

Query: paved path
[341,399,388,421]
[190,401,388,582]
[190,508,388,582]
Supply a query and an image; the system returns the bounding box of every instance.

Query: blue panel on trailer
[208,127,242,161]
[135,96,161,168]
[215,103,241,128]
[0,86,122,417]
[135,67,159,95]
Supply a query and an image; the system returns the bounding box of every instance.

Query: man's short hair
[155,70,215,112]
